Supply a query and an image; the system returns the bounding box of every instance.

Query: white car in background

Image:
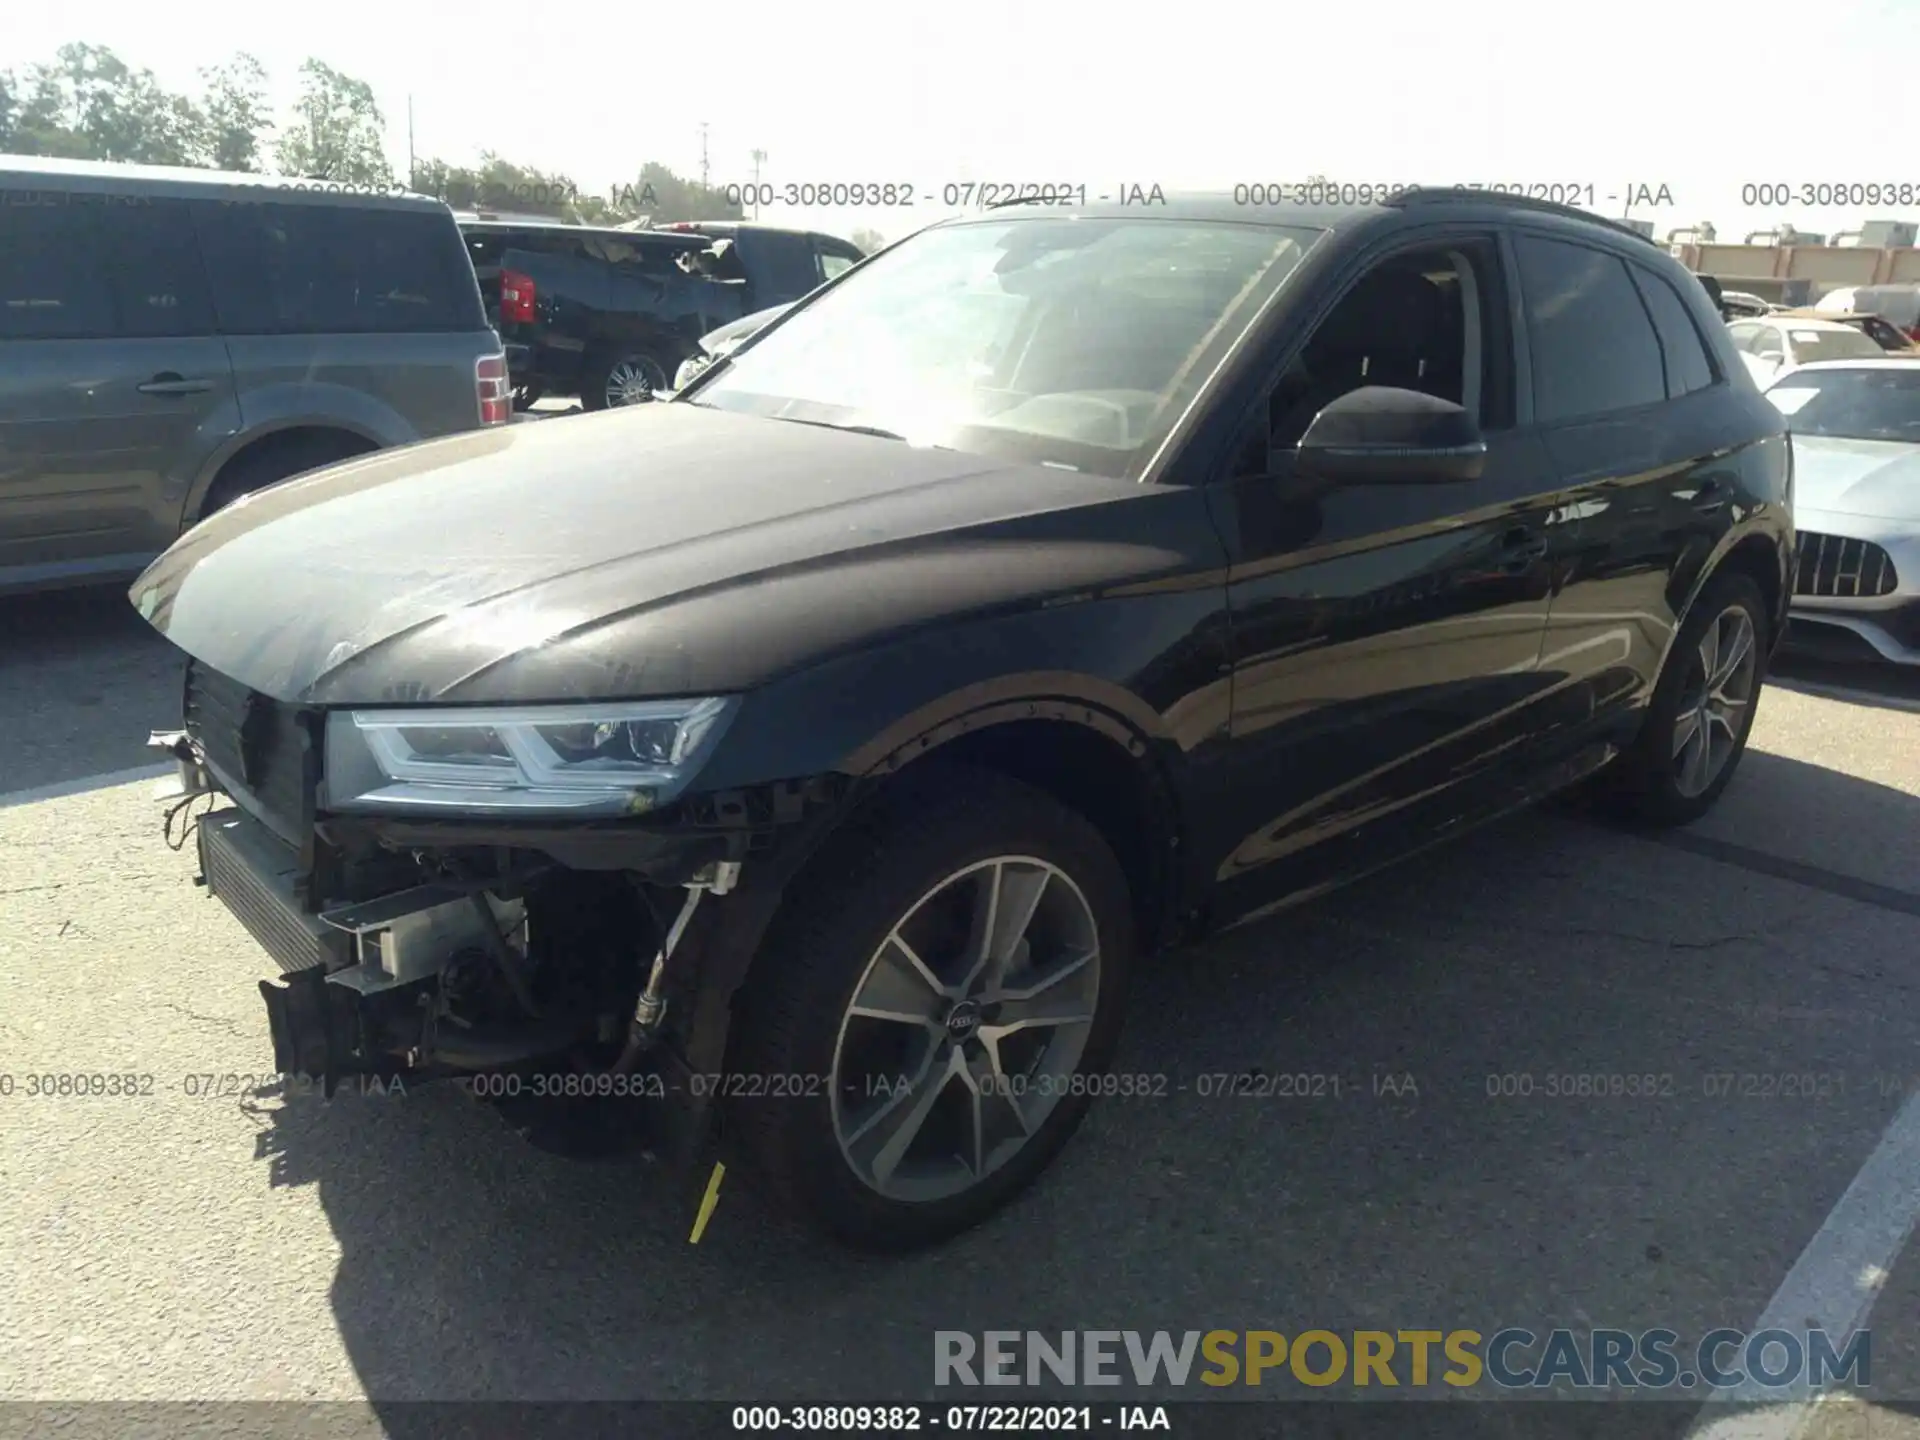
[1729,316,1889,386]
[1764,360,1920,665]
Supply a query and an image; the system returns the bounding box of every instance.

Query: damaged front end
[150,659,842,1166]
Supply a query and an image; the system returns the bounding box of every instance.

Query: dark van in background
[0,155,507,597]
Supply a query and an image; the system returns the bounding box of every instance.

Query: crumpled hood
[1791,435,1920,522]
[132,403,1168,705]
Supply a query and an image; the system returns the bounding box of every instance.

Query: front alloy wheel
[726,765,1133,1250]
[831,857,1101,1203]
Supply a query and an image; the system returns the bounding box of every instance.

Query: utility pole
[750,148,766,219]
[406,95,416,192]
[699,123,710,192]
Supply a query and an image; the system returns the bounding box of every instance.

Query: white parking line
[0,763,170,809]
[1687,1087,1920,1438]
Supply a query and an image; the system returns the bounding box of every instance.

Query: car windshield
[1788,327,1886,364]
[1848,316,1911,350]
[1767,367,1920,441]
[684,216,1320,479]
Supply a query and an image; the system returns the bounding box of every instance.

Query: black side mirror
[1296,386,1487,485]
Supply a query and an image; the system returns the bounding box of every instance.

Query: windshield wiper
[772,417,913,442]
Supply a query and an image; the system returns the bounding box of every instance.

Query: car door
[0,194,236,587]
[1199,229,1565,925]
[1515,231,1744,748]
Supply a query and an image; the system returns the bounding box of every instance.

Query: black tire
[199,434,374,519]
[1590,570,1769,827]
[580,349,671,411]
[726,764,1135,1250]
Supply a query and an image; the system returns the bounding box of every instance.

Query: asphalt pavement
[3,585,1920,1438]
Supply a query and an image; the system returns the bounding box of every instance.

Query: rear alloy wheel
[726,766,1133,1250]
[1591,570,1768,826]
[1670,604,1759,800]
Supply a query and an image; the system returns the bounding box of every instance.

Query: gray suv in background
[0,155,508,595]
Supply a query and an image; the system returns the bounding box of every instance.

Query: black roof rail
[1390,186,1662,247]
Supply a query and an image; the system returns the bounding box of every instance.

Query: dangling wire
[163,791,221,851]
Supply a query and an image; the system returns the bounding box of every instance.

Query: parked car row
[0,155,509,596]
[0,153,871,595]
[1759,360,1920,665]
[1701,277,1920,667]
[465,218,863,411]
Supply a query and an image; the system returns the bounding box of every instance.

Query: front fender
[688,582,1232,796]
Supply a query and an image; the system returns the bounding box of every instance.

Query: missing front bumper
[257,969,384,1091]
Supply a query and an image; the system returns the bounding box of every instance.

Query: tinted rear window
[192,200,485,335]
[0,195,216,340]
[1513,233,1666,421]
[1628,264,1716,396]
[0,200,116,339]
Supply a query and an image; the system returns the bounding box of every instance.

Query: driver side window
[1228,238,1507,479]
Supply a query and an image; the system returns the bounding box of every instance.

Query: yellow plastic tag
[689,1161,726,1245]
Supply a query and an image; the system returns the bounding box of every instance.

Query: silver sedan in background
[1766,359,1920,665]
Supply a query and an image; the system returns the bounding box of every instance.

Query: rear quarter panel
[191,331,497,519]
[225,331,496,443]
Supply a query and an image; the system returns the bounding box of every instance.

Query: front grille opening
[183,661,314,839]
[1793,532,1900,598]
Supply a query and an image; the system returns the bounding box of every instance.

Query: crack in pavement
[158,1001,248,1037]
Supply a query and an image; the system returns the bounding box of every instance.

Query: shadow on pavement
[0,582,155,662]
[229,748,1920,1422]
[0,587,180,802]
[0,584,179,798]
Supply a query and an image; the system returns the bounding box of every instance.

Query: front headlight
[322,697,736,816]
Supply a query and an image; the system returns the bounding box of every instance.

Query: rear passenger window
[191,201,480,335]
[1628,265,1716,396]
[1513,234,1665,422]
[96,199,217,338]
[0,200,115,339]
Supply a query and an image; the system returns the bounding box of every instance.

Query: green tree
[275,59,391,186]
[415,151,582,219]
[198,53,270,171]
[10,43,207,164]
[612,161,744,223]
[0,71,18,151]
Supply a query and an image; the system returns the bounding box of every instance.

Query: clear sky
[9,0,1920,246]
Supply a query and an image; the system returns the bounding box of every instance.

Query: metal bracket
[619,860,743,1063]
